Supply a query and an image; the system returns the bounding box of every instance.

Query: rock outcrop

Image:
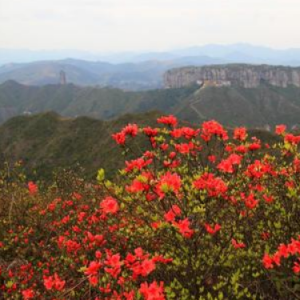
[163,64,300,89]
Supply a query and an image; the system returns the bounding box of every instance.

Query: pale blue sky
[0,0,299,51]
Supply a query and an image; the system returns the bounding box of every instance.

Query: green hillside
[0,81,198,123]
[0,111,160,180]
[1,80,300,128]
[178,84,300,127]
[0,111,280,182]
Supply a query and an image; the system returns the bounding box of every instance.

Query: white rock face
[163,65,300,89]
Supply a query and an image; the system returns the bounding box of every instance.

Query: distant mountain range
[1,77,300,128]
[2,44,300,65]
[1,44,300,90]
[0,57,227,90]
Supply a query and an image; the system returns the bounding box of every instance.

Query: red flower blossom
[125,158,153,173]
[156,172,181,199]
[263,194,274,203]
[104,252,122,278]
[231,239,246,249]
[28,181,38,195]
[201,120,228,141]
[242,193,259,209]
[248,140,261,151]
[175,142,194,154]
[127,179,150,194]
[275,124,286,135]
[144,127,158,137]
[123,124,139,137]
[112,132,126,145]
[174,218,194,238]
[85,261,102,276]
[234,127,247,141]
[139,281,165,300]
[263,236,300,273]
[262,254,274,269]
[43,273,65,291]
[204,223,221,235]
[100,197,119,214]
[293,261,300,273]
[245,160,272,178]
[285,133,300,145]
[164,205,181,222]
[157,115,178,127]
[193,173,228,197]
[141,259,156,276]
[22,288,34,299]
[88,275,98,286]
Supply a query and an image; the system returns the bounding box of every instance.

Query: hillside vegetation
[0,111,281,182]
[1,80,300,128]
[0,111,160,180]
[181,84,300,127]
[0,116,299,299]
[0,81,197,124]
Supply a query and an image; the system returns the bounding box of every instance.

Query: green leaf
[97,168,105,182]
[5,281,14,288]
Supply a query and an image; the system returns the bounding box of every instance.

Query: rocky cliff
[164,64,300,89]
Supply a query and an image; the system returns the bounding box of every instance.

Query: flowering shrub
[0,116,300,299]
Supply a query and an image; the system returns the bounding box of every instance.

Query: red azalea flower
[201,120,228,141]
[100,196,119,214]
[123,124,138,137]
[156,172,181,199]
[85,261,102,276]
[174,218,194,238]
[141,259,156,276]
[193,173,227,197]
[139,281,165,300]
[293,261,300,274]
[262,254,274,269]
[112,131,126,145]
[204,223,221,235]
[28,181,38,195]
[275,124,286,135]
[232,238,246,249]
[234,127,247,141]
[144,126,158,137]
[22,288,35,299]
[157,115,178,127]
[43,273,65,291]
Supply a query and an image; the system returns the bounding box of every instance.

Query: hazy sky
[0,0,299,52]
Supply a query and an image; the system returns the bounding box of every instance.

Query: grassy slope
[0,110,280,183]
[0,111,160,180]
[0,81,198,123]
[179,84,300,127]
[1,81,300,128]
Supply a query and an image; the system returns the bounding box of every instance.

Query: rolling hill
[0,111,280,182]
[0,111,160,180]
[0,80,198,123]
[1,77,300,128]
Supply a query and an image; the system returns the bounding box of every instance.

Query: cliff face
[163,64,300,89]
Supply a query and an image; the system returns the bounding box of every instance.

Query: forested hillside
[1,80,300,128]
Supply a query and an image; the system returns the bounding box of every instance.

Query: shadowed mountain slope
[1,79,300,128]
[0,111,161,180]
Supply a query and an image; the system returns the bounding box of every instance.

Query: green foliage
[0,117,299,299]
[0,111,160,181]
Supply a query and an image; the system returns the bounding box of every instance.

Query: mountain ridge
[2,44,300,89]
[0,111,279,181]
[1,77,300,128]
